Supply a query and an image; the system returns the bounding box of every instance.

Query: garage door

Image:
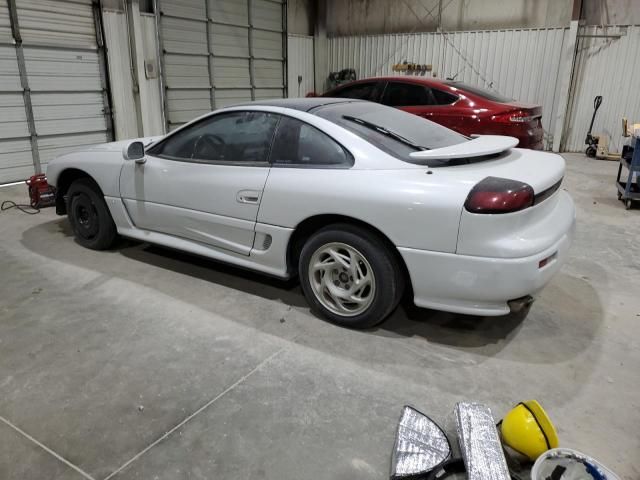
[158,0,286,130]
[0,0,112,184]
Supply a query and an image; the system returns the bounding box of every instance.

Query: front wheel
[298,224,404,329]
[67,178,117,250]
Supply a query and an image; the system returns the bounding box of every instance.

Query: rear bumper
[399,208,576,316]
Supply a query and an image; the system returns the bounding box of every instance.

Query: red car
[319,76,543,150]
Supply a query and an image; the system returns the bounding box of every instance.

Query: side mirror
[122,141,146,163]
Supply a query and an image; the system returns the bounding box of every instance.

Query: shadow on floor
[21,218,604,363]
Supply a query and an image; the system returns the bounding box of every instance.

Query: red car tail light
[464,177,534,214]
[492,110,540,124]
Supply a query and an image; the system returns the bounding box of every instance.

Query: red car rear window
[445,81,513,103]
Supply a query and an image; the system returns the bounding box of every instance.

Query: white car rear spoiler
[409,135,519,160]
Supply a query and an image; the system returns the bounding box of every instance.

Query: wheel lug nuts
[334,280,340,286]
[345,284,350,289]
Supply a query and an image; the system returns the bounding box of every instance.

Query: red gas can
[26,174,56,209]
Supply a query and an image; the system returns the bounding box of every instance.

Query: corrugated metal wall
[102,9,138,140]
[0,0,112,184]
[327,28,569,149]
[0,0,30,183]
[564,25,640,153]
[287,34,314,97]
[157,0,285,131]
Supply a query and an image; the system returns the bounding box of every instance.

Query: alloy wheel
[308,242,376,317]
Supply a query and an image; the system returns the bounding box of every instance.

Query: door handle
[237,190,261,205]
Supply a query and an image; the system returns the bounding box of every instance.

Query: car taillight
[492,110,539,124]
[464,176,534,214]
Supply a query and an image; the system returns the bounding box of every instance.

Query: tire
[298,224,404,329]
[67,178,117,250]
[585,146,596,158]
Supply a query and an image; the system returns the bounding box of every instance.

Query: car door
[423,87,464,132]
[119,110,279,256]
[381,81,463,132]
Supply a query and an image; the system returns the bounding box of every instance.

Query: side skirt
[104,196,293,279]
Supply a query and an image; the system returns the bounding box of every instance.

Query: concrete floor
[0,153,638,479]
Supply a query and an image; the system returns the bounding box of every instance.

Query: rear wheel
[67,178,117,250]
[299,224,404,329]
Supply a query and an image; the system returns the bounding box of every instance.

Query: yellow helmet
[500,400,559,461]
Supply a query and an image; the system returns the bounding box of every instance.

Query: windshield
[445,81,513,103]
[313,102,468,163]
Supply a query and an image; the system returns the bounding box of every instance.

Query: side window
[150,111,279,163]
[270,116,352,168]
[432,88,458,105]
[381,82,435,107]
[331,82,378,101]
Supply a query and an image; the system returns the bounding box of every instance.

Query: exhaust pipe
[508,295,534,314]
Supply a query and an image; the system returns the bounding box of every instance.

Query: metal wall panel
[0,1,12,43]
[0,139,34,184]
[20,39,109,173]
[161,16,207,54]
[38,131,108,166]
[160,4,209,129]
[31,92,106,136]
[212,56,251,88]
[287,34,314,97]
[158,0,285,129]
[16,0,97,49]
[166,89,210,124]
[0,94,28,139]
[564,25,640,153]
[208,0,247,25]
[253,59,283,88]
[162,0,206,20]
[252,0,282,31]
[0,0,112,183]
[0,46,22,90]
[253,28,282,59]
[328,27,569,149]
[210,24,249,57]
[164,53,210,88]
[214,88,252,107]
[0,90,32,183]
[22,47,102,91]
[250,0,284,95]
[0,42,32,183]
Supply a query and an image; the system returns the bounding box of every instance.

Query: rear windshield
[313,102,468,165]
[445,81,513,103]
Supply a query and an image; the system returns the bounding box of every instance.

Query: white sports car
[47,98,575,328]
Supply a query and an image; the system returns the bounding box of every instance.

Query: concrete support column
[127,0,158,137]
[552,19,580,152]
[313,0,328,93]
